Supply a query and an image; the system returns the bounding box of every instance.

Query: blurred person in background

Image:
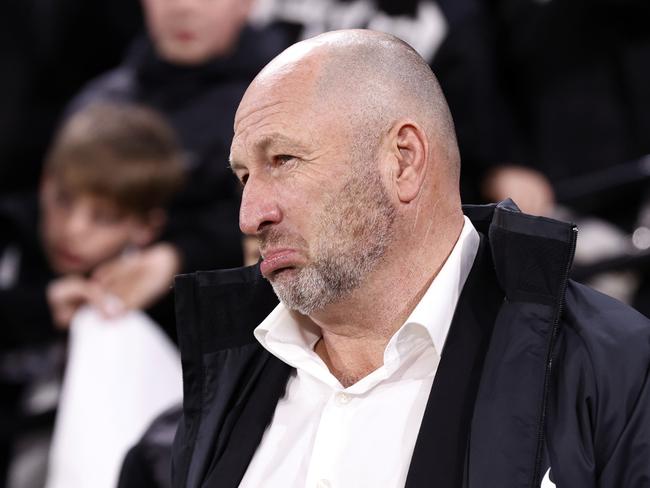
[63,0,291,323]
[0,102,185,488]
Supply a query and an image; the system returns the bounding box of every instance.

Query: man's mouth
[259,249,301,277]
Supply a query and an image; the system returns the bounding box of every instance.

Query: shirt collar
[254,216,480,375]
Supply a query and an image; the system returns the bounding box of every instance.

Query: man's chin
[269,270,338,316]
[268,273,308,312]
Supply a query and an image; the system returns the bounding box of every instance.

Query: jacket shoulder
[563,280,650,359]
[549,280,650,485]
[561,280,650,394]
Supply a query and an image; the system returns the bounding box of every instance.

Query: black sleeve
[118,444,162,488]
[118,405,182,488]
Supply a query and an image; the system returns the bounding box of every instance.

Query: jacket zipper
[531,225,578,487]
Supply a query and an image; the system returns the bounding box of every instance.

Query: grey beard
[269,172,396,315]
[270,239,388,315]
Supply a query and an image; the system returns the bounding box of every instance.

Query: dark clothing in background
[0,195,58,351]
[432,0,517,201]
[490,0,650,215]
[0,0,142,194]
[0,194,60,487]
[118,406,182,488]
[67,26,290,273]
[489,0,650,316]
[170,201,650,488]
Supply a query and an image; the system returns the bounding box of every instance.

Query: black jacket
[171,201,650,487]
[67,25,290,273]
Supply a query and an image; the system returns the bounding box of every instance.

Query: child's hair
[44,102,185,216]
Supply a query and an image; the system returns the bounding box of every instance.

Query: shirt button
[317,479,331,488]
[335,392,351,405]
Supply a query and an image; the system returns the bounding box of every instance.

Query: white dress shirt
[239,217,480,488]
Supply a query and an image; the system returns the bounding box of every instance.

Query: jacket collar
[464,199,577,305]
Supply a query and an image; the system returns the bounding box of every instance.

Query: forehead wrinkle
[234,124,313,153]
[234,104,314,150]
[234,96,306,132]
[255,133,311,154]
[234,96,319,147]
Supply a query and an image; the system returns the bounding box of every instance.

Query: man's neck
[308,216,464,386]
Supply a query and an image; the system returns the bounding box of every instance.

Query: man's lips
[259,249,302,277]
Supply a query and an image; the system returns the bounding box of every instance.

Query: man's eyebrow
[256,133,309,153]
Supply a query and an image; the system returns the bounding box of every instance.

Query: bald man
[171,30,650,488]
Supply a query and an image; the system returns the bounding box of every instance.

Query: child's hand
[91,242,181,313]
[47,276,104,329]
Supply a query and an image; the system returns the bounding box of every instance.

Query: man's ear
[388,120,428,203]
[131,209,167,247]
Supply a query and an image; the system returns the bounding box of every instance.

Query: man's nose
[239,178,282,236]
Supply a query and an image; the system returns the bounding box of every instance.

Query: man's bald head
[244,29,460,183]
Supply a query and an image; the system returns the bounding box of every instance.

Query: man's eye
[274,155,295,165]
